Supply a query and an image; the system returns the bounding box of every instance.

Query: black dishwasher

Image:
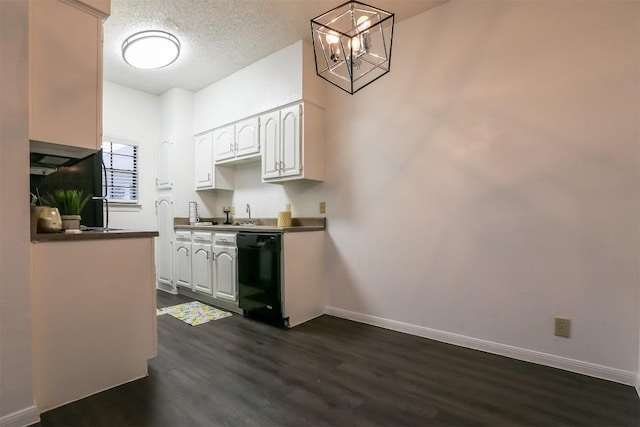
[237,233,284,325]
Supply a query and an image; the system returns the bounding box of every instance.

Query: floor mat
[157,301,232,326]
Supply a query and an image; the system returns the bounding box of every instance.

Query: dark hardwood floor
[37,291,639,426]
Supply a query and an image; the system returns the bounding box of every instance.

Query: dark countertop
[174,224,324,233]
[32,229,159,243]
[173,216,326,233]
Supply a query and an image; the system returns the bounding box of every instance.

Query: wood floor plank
[34,291,640,427]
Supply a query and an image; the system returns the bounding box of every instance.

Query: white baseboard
[325,306,636,386]
[0,405,39,427]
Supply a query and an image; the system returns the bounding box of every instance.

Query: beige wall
[103,0,640,386]
[322,0,639,378]
[0,0,39,425]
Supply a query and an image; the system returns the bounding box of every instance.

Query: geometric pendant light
[311,1,394,94]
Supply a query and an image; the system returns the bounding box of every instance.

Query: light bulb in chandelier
[326,30,340,45]
[357,15,372,31]
[325,30,341,62]
[349,36,361,53]
[356,15,372,52]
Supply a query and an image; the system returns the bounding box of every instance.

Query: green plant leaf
[40,189,92,215]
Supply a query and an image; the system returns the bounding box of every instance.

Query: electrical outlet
[319,201,326,214]
[555,317,571,338]
[230,206,235,215]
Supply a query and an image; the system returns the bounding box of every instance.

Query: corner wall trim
[324,306,636,386]
[0,405,39,427]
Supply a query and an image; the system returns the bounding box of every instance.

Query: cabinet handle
[208,173,211,181]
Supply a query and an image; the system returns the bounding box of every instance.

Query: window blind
[102,140,138,203]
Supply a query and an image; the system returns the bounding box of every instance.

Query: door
[155,196,174,292]
[157,138,173,190]
[235,117,260,158]
[261,111,280,180]
[213,125,235,162]
[174,243,191,289]
[192,243,213,295]
[194,133,213,189]
[214,247,237,301]
[280,104,302,178]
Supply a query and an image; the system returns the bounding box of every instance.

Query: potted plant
[41,189,91,233]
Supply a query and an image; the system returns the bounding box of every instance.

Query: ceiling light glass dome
[122,30,180,69]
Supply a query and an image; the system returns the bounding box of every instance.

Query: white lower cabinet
[192,243,213,294]
[174,231,192,289]
[213,233,237,302]
[173,229,238,304]
[192,232,214,295]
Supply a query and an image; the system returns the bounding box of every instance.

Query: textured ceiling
[103,0,446,95]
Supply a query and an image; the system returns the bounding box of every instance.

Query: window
[102,138,138,204]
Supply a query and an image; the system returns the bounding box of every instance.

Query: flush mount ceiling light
[311,1,394,95]
[122,30,180,69]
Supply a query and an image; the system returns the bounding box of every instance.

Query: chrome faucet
[92,196,109,230]
[246,203,251,221]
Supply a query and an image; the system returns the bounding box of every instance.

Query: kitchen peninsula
[31,230,158,411]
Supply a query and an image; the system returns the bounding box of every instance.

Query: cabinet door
[280,104,302,178]
[261,111,280,180]
[157,138,173,190]
[174,243,191,289]
[194,133,213,189]
[192,243,213,295]
[213,125,235,162]
[214,248,237,301]
[156,196,173,292]
[235,117,260,158]
[30,0,103,150]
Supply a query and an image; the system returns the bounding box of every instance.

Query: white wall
[103,81,160,231]
[0,0,39,426]
[193,40,327,220]
[214,162,325,221]
[194,40,324,134]
[322,0,639,381]
[106,0,640,386]
[158,88,218,219]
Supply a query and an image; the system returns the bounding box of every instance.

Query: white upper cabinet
[214,117,261,165]
[194,132,234,191]
[157,138,173,190]
[280,105,302,178]
[235,117,261,158]
[29,0,109,152]
[213,125,235,162]
[195,133,214,189]
[261,102,324,183]
[261,111,280,180]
